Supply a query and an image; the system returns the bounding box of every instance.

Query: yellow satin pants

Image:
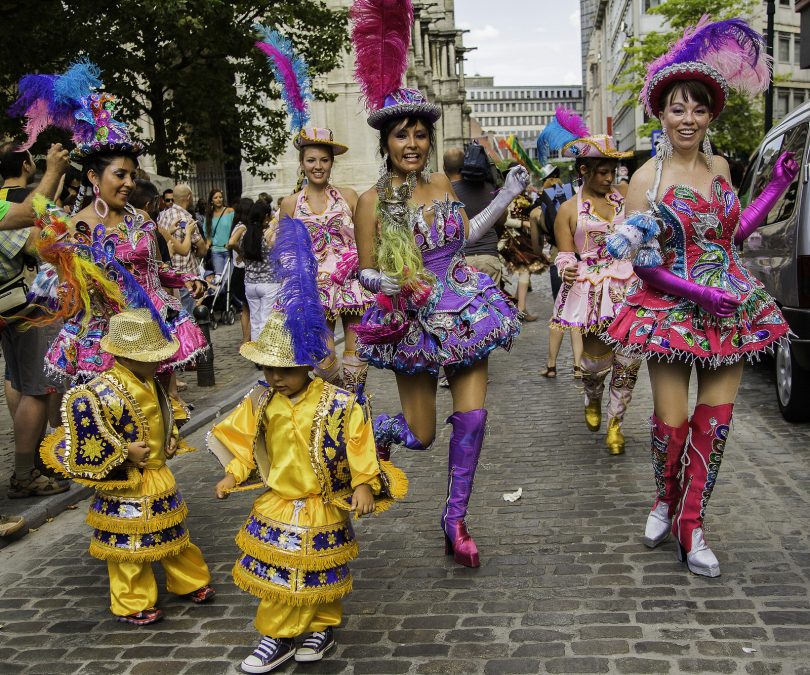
[256,599,342,638]
[107,543,210,616]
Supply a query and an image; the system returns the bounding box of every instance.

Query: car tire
[776,340,810,423]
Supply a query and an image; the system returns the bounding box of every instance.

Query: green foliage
[611,0,762,160]
[0,1,349,177]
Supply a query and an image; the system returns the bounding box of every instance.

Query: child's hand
[351,484,375,518]
[216,474,237,499]
[165,436,178,459]
[127,441,150,468]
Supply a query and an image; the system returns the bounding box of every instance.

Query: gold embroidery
[80,435,106,461]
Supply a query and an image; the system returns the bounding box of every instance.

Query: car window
[749,123,808,225]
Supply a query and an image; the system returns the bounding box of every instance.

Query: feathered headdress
[642,16,771,117]
[536,107,630,164]
[254,24,313,134]
[9,58,144,159]
[350,0,441,129]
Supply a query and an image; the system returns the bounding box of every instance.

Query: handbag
[0,266,31,320]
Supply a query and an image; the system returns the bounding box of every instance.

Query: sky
[455,0,582,87]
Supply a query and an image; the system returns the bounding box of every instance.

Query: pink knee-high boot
[673,403,733,578]
[442,409,487,568]
[643,414,689,548]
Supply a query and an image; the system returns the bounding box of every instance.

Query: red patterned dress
[606,175,789,366]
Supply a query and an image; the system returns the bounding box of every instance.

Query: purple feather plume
[554,106,591,138]
[254,24,312,133]
[270,216,331,365]
[642,16,771,114]
[350,0,414,110]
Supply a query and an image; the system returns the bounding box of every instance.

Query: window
[779,0,791,6]
[776,90,790,118]
[748,123,808,223]
[779,33,791,63]
[795,34,802,66]
[644,0,661,11]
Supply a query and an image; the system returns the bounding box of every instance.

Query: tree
[1,1,349,179]
[612,0,763,160]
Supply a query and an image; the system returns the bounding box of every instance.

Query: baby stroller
[201,257,242,329]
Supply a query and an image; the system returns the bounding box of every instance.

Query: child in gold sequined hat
[209,217,407,672]
[40,309,215,626]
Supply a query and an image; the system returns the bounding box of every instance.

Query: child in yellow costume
[209,214,406,674]
[41,309,215,625]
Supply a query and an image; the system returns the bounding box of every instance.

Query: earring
[657,128,673,164]
[378,152,389,178]
[421,151,432,183]
[93,184,109,219]
[702,133,713,171]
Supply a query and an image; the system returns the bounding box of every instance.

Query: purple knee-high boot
[442,409,487,568]
[373,413,428,461]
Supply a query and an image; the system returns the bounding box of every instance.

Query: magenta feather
[642,16,771,114]
[554,106,591,138]
[350,0,414,110]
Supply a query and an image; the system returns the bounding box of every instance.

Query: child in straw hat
[40,308,214,625]
[209,216,407,673]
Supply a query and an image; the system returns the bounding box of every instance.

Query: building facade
[582,0,810,159]
[240,0,470,199]
[466,76,584,161]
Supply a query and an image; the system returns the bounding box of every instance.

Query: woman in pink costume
[278,128,373,392]
[10,62,208,389]
[538,110,641,455]
[605,18,796,577]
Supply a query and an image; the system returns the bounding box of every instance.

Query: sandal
[573,366,583,379]
[116,608,164,625]
[184,584,216,604]
[8,470,70,499]
[540,365,557,378]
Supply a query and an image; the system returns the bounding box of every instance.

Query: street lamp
[765,0,775,132]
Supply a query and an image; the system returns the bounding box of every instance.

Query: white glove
[467,165,532,245]
[359,268,401,295]
[502,165,531,199]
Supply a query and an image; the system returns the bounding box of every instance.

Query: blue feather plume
[270,216,331,365]
[536,118,579,165]
[54,58,102,105]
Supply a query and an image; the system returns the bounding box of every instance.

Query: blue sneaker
[241,636,295,673]
[295,627,336,662]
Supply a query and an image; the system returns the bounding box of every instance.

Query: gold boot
[584,398,602,432]
[605,418,625,455]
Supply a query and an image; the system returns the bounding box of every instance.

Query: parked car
[737,101,810,423]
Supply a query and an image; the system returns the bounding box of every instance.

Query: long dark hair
[205,187,224,239]
[242,201,272,262]
[233,197,254,229]
[76,151,140,212]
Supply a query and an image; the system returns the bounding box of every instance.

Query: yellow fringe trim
[39,431,70,478]
[232,562,352,606]
[88,534,190,563]
[222,479,266,495]
[380,460,409,500]
[548,319,609,335]
[324,305,369,322]
[235,530,360,572]
[85,503,188,535]
[174,440,198,457]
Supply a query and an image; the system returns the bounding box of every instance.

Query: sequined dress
[294,187,373,319]
[606,176,790,366]
[358,198,521,376]
[46,212,209,380]
[551,190,635,333]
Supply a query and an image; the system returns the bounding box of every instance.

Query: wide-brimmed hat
[293,127,348,155]
[366,88,442,130]
[240,312,309,368]
[99,309,179,362]
[562,135,632,160]
[537,108,631,164]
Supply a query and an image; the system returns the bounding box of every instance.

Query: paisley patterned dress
[606,176,789,366]
[358,198,521,376]
[293,187,373,320]
[46,212,209,381]
[551,190,635,332]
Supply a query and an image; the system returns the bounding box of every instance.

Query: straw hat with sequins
[240,311,308,368]
[100,309,179,362]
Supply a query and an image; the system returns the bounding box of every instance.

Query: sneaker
[241,636,296,673]
[8,470,70,499]
[295,627,336,662]
[0,514,25,537]
[184,584,216,604]
[116,607,164,625]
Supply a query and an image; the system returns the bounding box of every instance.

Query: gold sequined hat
[239,311,308,368]
[99,308,179,362]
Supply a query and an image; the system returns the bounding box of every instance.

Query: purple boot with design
[373,413,429,461]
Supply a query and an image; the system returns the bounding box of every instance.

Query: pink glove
[735,151,799,246]
[635,266,741,318]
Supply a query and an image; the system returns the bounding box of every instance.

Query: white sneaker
[241,636,295,673]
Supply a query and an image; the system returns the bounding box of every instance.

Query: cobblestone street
[2,276,810,674]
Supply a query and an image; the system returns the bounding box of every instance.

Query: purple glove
[735,151,799,246]
[635,266,741,318]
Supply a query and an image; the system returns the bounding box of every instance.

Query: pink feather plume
[554,106,591,138]
[350,0,414,110]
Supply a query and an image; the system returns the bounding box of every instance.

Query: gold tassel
[235,530,359,572]
[173,440,198,457]
[39,432,70,478]
[85,504,188,535]
[379,461,409,500]
[89,534,190,563]
[232,563,352,606]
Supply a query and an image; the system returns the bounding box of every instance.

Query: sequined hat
[70,92,145,161]
[366,88,442,130]
[239,311,309,368]
[99,309,179,362]
[293,127,349,155]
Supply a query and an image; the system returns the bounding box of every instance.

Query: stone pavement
[2,274,810,674]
